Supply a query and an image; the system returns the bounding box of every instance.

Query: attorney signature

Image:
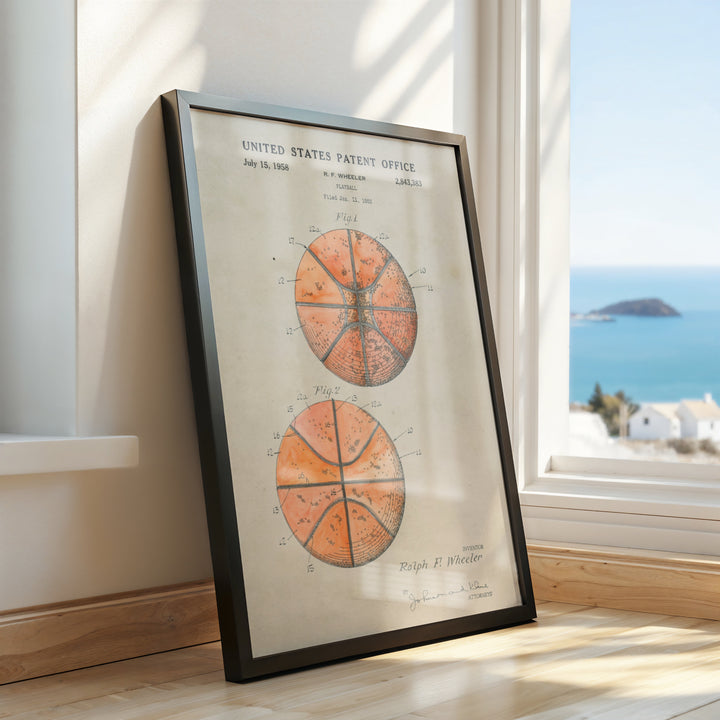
[406,580,491,612]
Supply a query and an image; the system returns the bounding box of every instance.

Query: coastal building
[628,402,681,441]
[676,394,720,442]
[629,394,720,441]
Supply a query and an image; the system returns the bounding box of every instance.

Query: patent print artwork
[162,90,534,682]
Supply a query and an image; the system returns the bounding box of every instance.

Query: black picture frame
[161,89,535,682]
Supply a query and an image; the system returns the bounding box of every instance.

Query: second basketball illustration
[276,399,405,568]
[295,229,417,386]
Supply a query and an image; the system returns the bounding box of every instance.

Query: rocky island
[593,298,681,317]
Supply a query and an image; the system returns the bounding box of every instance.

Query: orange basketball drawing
[295,229,417,386]
[276,399,405,568]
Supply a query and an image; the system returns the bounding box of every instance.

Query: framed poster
[161,89,535,682]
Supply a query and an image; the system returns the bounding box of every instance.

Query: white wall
[0,0,504,611]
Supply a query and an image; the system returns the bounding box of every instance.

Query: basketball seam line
[332,398,356,567]
[317,318,414,368]
[278,476,404,490]
[317,321,402,368]
[296,301,417,313]
[301,497,351,549]
[301,246,353,300]
[344,497,398,538]
[346,231,371,387]
[301,234,395,296]
[286,427,342,467]
[288,418,382,467]
[358,256,394,294]
[299,497,399,555]
[346,229,359,294]
[370,324,414,364]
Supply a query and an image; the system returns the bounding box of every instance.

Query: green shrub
[699,438,718,455]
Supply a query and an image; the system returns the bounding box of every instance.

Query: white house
[676,394,720,442]
[628,403,681,441]
[629,394,720,441]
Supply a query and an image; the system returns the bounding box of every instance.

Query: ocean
[570,267,720,405]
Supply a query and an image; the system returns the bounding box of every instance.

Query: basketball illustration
[295,229,417,386]
[276,399,405,568]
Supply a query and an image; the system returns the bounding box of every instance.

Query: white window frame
[499,0,720,556]
[0,0,138,476]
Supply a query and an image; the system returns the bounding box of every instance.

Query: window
[0,0,76,436]
[568,0,720,465]
[503,0,720,556]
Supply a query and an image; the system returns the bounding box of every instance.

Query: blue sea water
[570,267,720,404]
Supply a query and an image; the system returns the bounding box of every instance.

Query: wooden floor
[1,601,719,719]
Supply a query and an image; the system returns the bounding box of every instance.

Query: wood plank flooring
[1,601,719,719]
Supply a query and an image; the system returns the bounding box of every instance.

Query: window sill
[0,435,139,476]
[521,454,720,520]
[520,455,720,556]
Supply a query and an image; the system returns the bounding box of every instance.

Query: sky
[570,0,720,266]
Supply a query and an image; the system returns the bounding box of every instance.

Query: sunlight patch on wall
[353,0,454,128]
